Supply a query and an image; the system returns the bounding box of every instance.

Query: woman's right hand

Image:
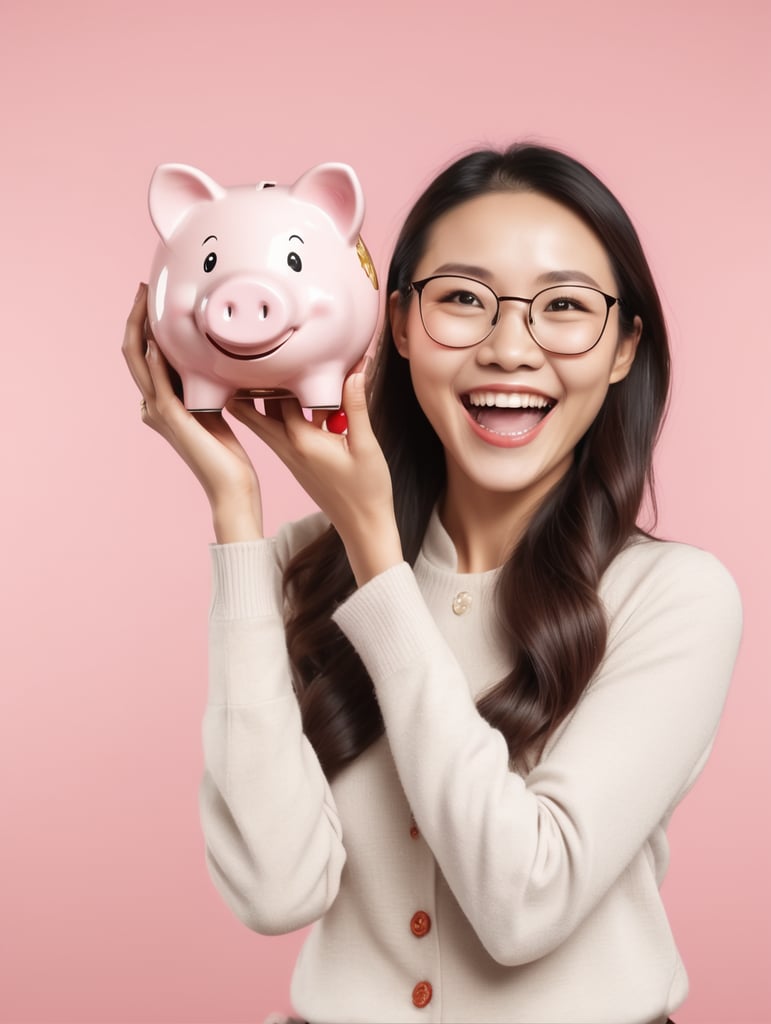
[122,283,264,542]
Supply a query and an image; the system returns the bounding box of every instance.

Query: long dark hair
[283,144,670,778]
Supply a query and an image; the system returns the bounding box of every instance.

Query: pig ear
[148,164,226,242]
[290,163,365,245]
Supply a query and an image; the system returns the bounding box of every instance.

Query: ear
[290,163,365,245]
[609,315,642,384]
[148,164,225,243]
[389,290,410,359]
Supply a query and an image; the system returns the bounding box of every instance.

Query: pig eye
[203,252,217,273]
[287,251,302,273]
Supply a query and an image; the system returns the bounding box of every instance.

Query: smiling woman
[123,143,742,1024]
[389,189,640,531]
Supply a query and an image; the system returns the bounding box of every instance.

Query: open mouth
[460,390,557,438]
[205,329,294,361]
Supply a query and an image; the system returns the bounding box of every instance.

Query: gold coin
[356,236,379,290]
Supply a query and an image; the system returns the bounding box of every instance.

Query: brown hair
[283,144,670,777]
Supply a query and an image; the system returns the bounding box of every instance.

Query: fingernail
[135,282,146,300]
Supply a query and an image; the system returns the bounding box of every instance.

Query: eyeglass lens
[417,276,611,353]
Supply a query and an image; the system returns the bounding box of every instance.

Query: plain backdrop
[1,0,769,1021]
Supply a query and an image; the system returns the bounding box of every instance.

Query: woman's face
[390,190,641,511]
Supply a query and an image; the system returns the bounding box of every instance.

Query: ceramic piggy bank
[147,162,379,410]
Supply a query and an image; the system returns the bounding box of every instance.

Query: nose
[476,298,545,369]
[200,275,292,353]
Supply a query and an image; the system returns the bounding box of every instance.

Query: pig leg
[288,367,347,410]
[180,373,234,412]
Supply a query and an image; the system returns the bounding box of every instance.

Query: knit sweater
[199,509,742,1024]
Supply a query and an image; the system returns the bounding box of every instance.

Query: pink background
[2,0,769,1021]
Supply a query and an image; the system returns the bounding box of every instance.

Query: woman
[123,144,742,1024]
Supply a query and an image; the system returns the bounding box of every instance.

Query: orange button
[410,910,431,937]
[412,980,433,1008]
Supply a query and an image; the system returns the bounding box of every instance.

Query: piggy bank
[147,161,380,410]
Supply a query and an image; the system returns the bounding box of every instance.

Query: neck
[439,462,569,574]
[437,488,526,574]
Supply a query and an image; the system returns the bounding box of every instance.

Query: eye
[538,285,602,316]
[442,289,483,307]
[420,277,496,317]
[545,297,575,312]
[203,252,217,273]
[542,294,592,314]
[287,251,302,272]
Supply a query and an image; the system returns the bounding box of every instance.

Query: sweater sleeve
[332,543,742,966]
[198,534,346,935]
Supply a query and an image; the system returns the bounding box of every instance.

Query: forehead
[419,191,615,285]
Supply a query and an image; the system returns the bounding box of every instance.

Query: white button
[452,591,472,615]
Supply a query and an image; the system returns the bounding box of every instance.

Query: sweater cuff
[332,562,440,680]
[209,539,282,620]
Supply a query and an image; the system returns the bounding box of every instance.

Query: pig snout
[198,276,295,357]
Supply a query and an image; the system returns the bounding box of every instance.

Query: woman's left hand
[226,360,404,586]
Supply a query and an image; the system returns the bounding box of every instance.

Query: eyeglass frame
[407,274,624,355]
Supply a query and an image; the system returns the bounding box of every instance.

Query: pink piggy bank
[147,162,380,410]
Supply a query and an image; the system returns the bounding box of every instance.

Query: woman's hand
[226,364,404,585]
[122,284,263,542]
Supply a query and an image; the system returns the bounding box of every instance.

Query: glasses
[409,275,622,355]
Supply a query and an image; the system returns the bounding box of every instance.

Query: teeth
[466,391,552,409]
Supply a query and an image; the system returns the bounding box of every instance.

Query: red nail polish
[326,409,348,434]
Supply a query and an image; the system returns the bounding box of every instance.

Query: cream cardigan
[199,510,742,1024]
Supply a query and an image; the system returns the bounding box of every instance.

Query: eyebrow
[202,235,217,246]
[429,263,603,290]
[431,262,494,280]
[289,234,304,244]
[535,269,602,288]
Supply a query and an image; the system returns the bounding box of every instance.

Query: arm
[199,534,347,934]
[332,542,743,965]
[122,287,346,931]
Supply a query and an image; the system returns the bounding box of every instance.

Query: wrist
[343,514,404,586]
[211,494,263,543]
